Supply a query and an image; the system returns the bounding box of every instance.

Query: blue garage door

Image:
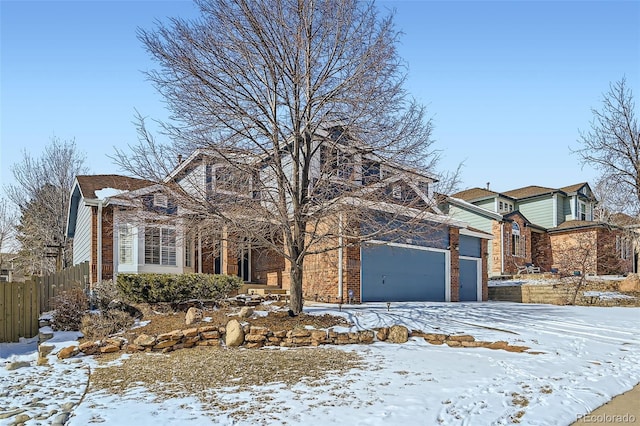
[361,244,447,302]
[459,258,480,301]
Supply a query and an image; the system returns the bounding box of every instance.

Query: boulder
[5,361,31,371]
[185,307,204,325]
[57,346,79,359]
[619,274,640,292]
[376,327,389,341]
[134,334,157,347]
[78,341,99,355]
[39,344,55,358]
[225,319,245,347]
[238,307,254,318]
[387,325,409,343]
[99,344,121,354]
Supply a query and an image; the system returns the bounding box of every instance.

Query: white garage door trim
[459,255,482,301]
[363,240,451,302]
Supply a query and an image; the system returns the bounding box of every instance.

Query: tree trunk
[289,261,304,314]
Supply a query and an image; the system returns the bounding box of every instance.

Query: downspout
[97,200,103,283]
[198,229,202,274]
[500,222,505,274]
[338,212,343,302]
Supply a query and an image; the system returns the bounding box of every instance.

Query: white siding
[177,163,206,198]
[72,204,92,265]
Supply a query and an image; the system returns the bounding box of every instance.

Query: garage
[360,243,449,302]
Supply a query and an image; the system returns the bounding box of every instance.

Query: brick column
[449,227,460,302]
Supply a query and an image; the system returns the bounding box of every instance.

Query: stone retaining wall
[58,321,532,359]
[488,281,639,306]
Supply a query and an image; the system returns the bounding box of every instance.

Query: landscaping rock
[185,307,204,325]
[6,361,31,371]
[57,346,78,360]
[39,344,55,358]
[387,325,409,343]
[448,334,475,342]
[78,341,99,355]
[376,327,389,341]
[238,307,254,318]
[134,334,156,347]
[99,344,121,354]
[225,319,245,347]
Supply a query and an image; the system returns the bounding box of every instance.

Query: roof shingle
[76,175,156,199]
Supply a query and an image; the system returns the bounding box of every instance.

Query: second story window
[154,193,168,208]
[578,202,587,221]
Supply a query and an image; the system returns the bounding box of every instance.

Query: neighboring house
[66,136,492,303]
[610,213,640,274]
[443,183,633,276]
[0,253,23,282]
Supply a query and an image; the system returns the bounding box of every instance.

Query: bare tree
[116,0,451,313]
[574,77,640,216]
[0,198,17,269]
[5,137,88,275]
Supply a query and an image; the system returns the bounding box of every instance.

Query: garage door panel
[361,244,446,302]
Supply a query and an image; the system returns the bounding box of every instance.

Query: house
[0,253,22,282]
[66,137,492,303]
[443,183,633,276]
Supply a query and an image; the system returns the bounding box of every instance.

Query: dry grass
[91,346,365,422]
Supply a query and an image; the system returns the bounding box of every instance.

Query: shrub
[51,288,89,331]
[116,273,243,304]
[91,279,124,311]
[80,310,135,340]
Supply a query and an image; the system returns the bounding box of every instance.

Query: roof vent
[486,182,490,190]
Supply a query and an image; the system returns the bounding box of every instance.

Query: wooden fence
[35,262,89,313]
[0,262,88,343]
[0,280,40,343]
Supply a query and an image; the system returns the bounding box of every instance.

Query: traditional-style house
[443,183,633,276]
[66,134,492,303]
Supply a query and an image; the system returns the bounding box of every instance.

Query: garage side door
[361,244,447,302]
[459,258,480,302]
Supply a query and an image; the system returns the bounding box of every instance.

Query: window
[119,224,134,264]
[362,159,381,184]
[499,201,503,211]
[145,227,176,266]
[320,145,353,179]
[154,193,168,208]
[617,236,631,260]
[392,185,402,199]
[511,222,525,257]
[578,202,587,220]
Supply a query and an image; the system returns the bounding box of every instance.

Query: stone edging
[53,320,533,359]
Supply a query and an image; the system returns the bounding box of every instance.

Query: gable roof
[559,182,588,194]
[451,187,499,202]
[501,185,558,199]
[76,175,156,199]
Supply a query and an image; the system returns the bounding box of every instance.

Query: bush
[116,273,243,304]
[80,310,135,340]
[91,279,124,311]
[51,288,89,331]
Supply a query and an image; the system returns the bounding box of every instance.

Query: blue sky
[1,0,639,195]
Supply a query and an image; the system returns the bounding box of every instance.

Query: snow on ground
[583,291,636,300]
[2,302,639,426]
